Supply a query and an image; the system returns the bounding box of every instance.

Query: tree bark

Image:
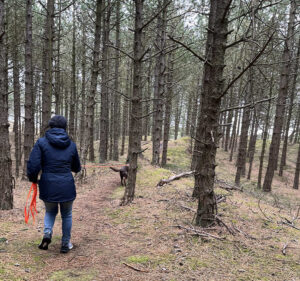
[263,0,296,192]
[113,0,121,161]
[293,143,300,190]
[247,114,259,180]
[54,0,62,115]
[121,64,131,156]
[79,20,87,158]
[41,0,55,135]
[185,91,192,136]
[82,0,102,165]
[161,53,174,167]
[279,36,299,176]
[121,0,144,205]
[193,0,231,226]
[229,109,239,162]
[13,4,21,178]
[257,77,273,189]
[152,0,167,165]
[99,0,111,163]
[23,0,34,179]
[69,1,76,140]
[0,0,13,209]
[174,92,182,140]
[235,89,251,186]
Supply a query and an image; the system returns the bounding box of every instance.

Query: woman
[27,115,81,253]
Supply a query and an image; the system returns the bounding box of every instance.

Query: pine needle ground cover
[0,138,299,280]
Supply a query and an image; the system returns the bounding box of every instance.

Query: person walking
[27,115,81,253]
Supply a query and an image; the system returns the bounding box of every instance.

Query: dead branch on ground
[157,171,195,187]
[123,262,149,273]
[215,178,243,192]
[172,224,225,240]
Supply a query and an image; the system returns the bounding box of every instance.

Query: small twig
[123,262,149,273]
[179,204,196,213]
[231,224,257,240]
[172,225,225,240]
[215,215,235,235]
[168,35,210,65]
[257,196,274,222]
[280,220,300,231]
[282,242,289,255]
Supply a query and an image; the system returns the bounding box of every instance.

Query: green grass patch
[126,255,150,264]
[187,257,209,270]
[49,269,98,281]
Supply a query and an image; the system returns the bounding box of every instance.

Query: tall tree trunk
[69,2,76,139]
[54,0,62,115]
[0,0,13,209]
[79,20,87,158]
[193,0,231,226]
[291,104,300,144]
[263,0,296,192]
[23,0,34,179]
[13,5,21,178]
[185,92,192,136]
[113,0,121,161]
[174,93,182,140]
[121,0,144,205]
[190,78,200,139]
[82,0,102,166]
[161,53,174,167]
[279,37,299,176]
[247,114,259,180]
[121,64,131,156]
[224,90,234,151]
[293,143,300,190]
[143,57,152,141]
[257,77,273,189]
[235,88,251,186]
[229,108,239,162]
[64,86,69,123]
[152,0,167,165]
[41,0,55,135]
[99,0,111,163]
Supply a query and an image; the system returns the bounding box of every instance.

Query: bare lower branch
[229,0,283,23]
[219,96,276,113]
[140,0,172,31]
[132,110,158,120]
[106,44,134,61]
[168,35,210,65]
[220,31,275,99]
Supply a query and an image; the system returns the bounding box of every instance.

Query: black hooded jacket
[27,128,81,202]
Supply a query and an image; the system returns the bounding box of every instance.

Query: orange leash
[24,183,38,224]
[84,164,128,168]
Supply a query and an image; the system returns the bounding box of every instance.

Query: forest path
[0,168,149,281]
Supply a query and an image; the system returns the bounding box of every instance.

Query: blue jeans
[43,201,73,245]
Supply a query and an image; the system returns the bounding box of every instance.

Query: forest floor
[0,137,300,281]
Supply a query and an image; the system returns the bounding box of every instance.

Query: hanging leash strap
[24,183,38,224]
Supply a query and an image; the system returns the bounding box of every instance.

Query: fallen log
[215,178,243,192]
[157,171,195,187]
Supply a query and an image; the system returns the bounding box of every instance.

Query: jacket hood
[45,128,71,149]
[48,115,67,130]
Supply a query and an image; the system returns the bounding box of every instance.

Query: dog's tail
[110,167,120,172]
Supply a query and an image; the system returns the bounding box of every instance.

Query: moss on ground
[49,269,98,281]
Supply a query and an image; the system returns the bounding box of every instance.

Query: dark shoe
[38,236,51,250]
[60,242,73,254]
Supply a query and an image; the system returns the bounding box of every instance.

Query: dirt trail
[1,169,152,281]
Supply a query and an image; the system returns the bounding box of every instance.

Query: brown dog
[110,166,129,186]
